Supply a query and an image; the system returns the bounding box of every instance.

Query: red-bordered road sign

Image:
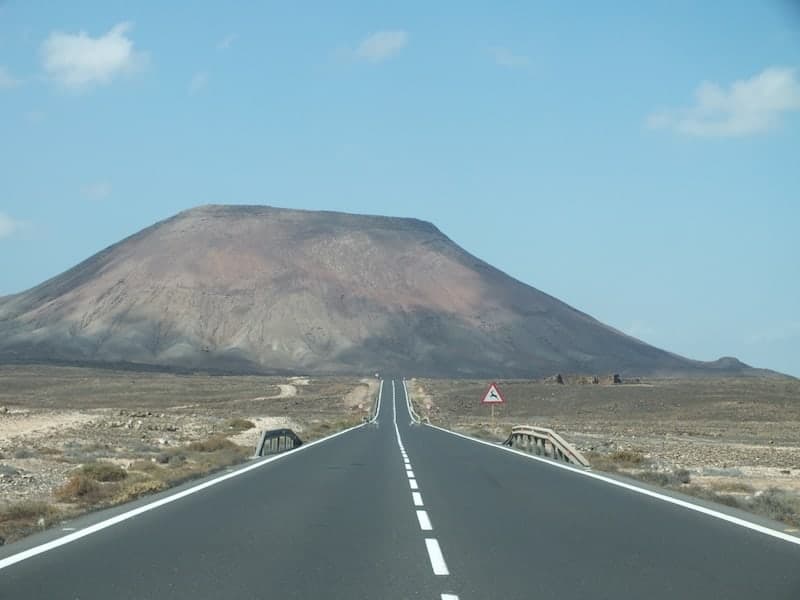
[481,382,505,404]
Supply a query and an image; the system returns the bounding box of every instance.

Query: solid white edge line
[425,422,800,547]
[406,469,415,479]
[402,379,421,423]
[416,510,433,531]
[412,491,424,507]
[425,538,449,575]
[409,478,419,490]
[0,420,368,571]
[370,379,383,423]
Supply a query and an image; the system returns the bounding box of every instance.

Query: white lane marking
[392,381,403,450]
[425,538,449,575]
[394,380,454,585]
[61,528,76,532]
[441,595,459,600]
[425,422,800,547]
[0,416,371,571]
[416,510,433,531]
[371,379,383,423]
[402,378,421,423]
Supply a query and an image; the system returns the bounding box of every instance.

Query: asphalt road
[2,379,799,599]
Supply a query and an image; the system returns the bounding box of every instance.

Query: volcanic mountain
[0,205,757,377]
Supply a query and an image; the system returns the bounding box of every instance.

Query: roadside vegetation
[586,449,800,527]
[1,435,251,544]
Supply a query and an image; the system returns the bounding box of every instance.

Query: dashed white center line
[392,380,456,595]
[425,538,450,575]
[416,510,433,531]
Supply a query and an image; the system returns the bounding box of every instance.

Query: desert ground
[409,376,800,529]
[0,365,376,544]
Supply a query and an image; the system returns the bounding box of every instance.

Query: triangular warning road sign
[481,382,505,404]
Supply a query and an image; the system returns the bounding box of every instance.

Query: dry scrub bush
[80,462,128,482]
[227,418,255,431]
[1,501,59,522]
[0,501,61,544]
[751,489,800,527]
[55,473,106,504]
[113,479,167,503]
[187,437,237,452]
[610,449,646,466]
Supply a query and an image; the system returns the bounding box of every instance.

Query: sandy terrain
[0,410,97,443]
[343,379,380,410]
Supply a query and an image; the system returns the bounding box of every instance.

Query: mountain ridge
[0,204,775,378]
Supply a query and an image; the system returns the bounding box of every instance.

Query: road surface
[1,379,799,599]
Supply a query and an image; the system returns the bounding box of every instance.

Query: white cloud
[189,71,209,94]
[0,65,20,89]
[0,212,22,239]
[647,66,800,137]
[217,33,237,50]
[489,46,529,68]
[354,30,408,63]
[41,22,145,90]
[80,181,112,200]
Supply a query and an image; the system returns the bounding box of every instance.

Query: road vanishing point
[1,379,799,599]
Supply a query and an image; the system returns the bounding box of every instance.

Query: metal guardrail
[255,428,303,457]
[503,425,590,467]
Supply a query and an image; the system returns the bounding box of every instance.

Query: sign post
[481,382,505,429]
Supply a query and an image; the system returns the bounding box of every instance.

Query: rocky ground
[0,365,377,543]
[409,376,800,529]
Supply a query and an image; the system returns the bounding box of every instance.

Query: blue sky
[1,1,799,375]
